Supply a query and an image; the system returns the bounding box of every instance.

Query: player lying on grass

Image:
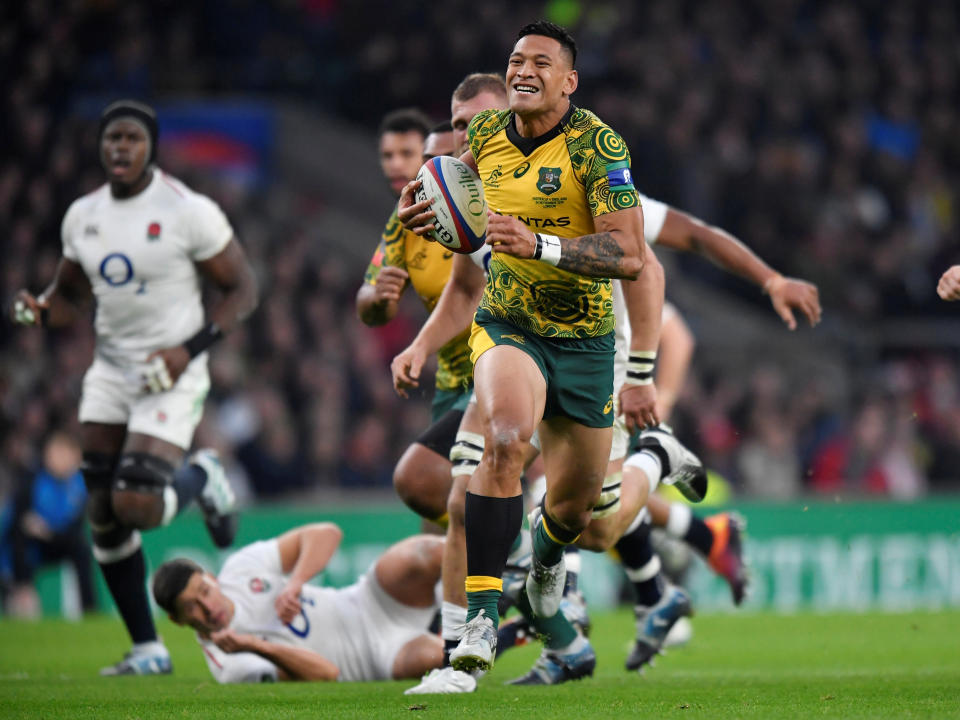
[153,524,449,685]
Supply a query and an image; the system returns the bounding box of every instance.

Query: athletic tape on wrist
[534,234,562,266]
[624,350,656,386]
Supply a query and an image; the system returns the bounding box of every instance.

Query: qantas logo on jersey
[517,215,571,229]
[249,578,271,593]
[147,222,162,241]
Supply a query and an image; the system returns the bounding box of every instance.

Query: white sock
[441,602,467,642]
[624,451,663,492]
[132,640,168,656]
[551,631,587,656]
[665,502,693,538]
[160,486,178,526]
[624,554,661,583]
[623,506,649,536]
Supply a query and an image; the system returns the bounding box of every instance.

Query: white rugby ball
[415,156,487,253]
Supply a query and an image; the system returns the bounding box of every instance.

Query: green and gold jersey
[468,105,640,338]
[363,206,473,393]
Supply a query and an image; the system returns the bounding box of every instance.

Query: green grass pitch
[1,609,957,719]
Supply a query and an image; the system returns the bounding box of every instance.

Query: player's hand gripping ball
[414,157,487,253]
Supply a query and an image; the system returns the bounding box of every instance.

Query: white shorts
[330,570,437,681]
[78,355,210,449]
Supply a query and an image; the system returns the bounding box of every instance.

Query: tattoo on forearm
[557,232,627,277]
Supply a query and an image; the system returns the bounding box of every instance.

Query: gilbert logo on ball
[415,157,487,253]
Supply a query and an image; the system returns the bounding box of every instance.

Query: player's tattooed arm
[556,232,629,277]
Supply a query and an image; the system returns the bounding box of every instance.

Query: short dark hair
[452,73,508,104]
[517,20,577,67]
[378,108,431,139]
[99,99,159,163]
[152,558,204,616]
[429,121,453,134]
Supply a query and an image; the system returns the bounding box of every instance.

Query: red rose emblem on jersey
[147,222,161,240]
[249,577,271,593]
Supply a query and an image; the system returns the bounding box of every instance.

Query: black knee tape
[81,452,118,491]
[115,453,175,494]
[416,408,464,456]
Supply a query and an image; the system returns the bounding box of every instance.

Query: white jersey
[612,192,669,393]
[61,170,232,368]
[199,540,356,683]
[198,539,435,684]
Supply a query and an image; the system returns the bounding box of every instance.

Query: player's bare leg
[451,346,544,673]
[529,417,610,617]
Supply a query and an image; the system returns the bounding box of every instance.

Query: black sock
[616,518,663,607]
[99,547,157,644]
[464,492,524,625]
[684,514,715,557]
[173,463,207,515]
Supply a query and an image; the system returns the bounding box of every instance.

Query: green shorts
[470,311,614,428]
[431,385,473,422]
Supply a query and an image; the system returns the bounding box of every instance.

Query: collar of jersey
[506,104,577,157]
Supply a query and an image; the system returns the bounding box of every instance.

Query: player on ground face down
[10,100,258,676]
[154,524,446,684]
[398,21,663,678]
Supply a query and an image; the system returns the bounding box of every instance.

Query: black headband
[99,99,159,163]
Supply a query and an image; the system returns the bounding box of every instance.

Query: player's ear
[563,69,578,97]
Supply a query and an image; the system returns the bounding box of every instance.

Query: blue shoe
[507,638,596,685]
[625,585,693,671]
[100,646,173,676]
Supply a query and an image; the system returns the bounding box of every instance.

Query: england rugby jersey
[60,171,232,366]
[199,540,368,684]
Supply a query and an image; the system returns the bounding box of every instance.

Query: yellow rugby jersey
[468,106,641,338]
[363,206,473,393]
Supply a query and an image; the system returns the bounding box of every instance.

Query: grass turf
[1,609,957,719]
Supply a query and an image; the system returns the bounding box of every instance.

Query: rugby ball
[415,156,487,253]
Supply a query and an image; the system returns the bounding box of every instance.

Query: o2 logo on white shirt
[99,253,134,287]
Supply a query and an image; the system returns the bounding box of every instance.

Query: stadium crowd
[2,0,960,513]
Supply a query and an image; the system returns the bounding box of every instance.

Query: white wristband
[624,350,656,386]
[534,234,562,266]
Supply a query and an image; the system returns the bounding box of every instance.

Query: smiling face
[100,118,151,187]
[379,130,426,197]
[451,91,509,155]
[506,34,578,120]
[172,572,234,636]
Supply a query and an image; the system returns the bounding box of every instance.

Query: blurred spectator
[0,432,95,617]
[3,0,960,502]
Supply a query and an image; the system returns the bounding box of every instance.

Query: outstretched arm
[618,242,664,431]
[655,209,821,329]
[273,523,343,624]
